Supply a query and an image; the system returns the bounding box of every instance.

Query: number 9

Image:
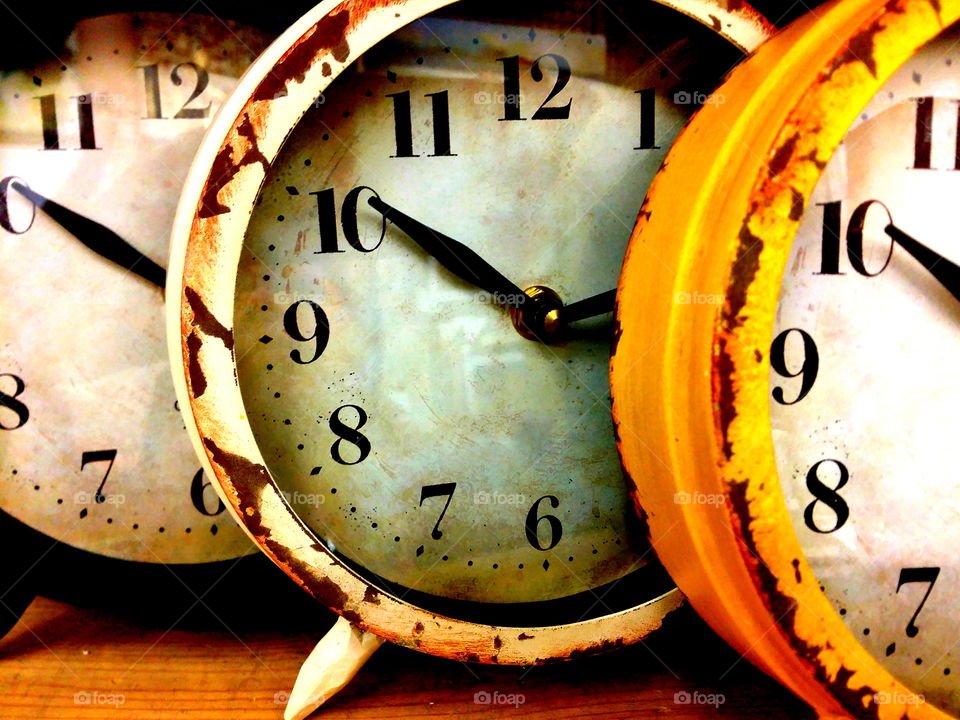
[283,300,330,365]
[770,328,820,406]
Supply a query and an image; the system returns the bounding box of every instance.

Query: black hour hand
[368,195,525,305]
[885,223,960,304]
[12,181,166,290]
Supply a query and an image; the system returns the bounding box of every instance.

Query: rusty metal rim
[167,0,772,663]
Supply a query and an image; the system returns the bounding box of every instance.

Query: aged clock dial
[0,11,276,620]
[171,0,772,668]
[233,0,752,608]
[772,21,960,713]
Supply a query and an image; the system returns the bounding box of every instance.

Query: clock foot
[285,616,384,720]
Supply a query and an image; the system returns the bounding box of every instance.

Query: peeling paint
[199,114,270,219]
[185,286,234,350]
[186,330,207,398]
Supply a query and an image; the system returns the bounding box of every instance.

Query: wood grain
[0,597,816,719]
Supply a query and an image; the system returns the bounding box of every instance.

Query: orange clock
[613,0,960,717]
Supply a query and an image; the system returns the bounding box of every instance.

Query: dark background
[0,0,832,69]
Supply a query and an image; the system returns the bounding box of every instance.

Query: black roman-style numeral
[911,96,960,170]
[497,54,573,122]
[142,63,212,119]
[36,94,98,150]
[817,200,894,276]
[387,90,456,158]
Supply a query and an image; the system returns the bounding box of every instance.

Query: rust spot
[789,188,804,221]
[567,637,626,659]
[801,148,828,171]
[185,286,235,350]
[313,577,349,613]
[610,317,623,359]
[716,217,765,460]
[413,622,424,634]
[341,608,363,624]
[363,585,381,605]
[199,113,270,219]
[727,482,887,719]
[204,436,270,494]
[716,336,737,461]
[619,451,653,541]
[727,482,799,629]
[517,632,534,640]
[709,14,722,32]
[768,132,800,178]
[826,3,908,80]
[322,62,332,77]
[754,349,763,363]
[725,222,764,330]
[792,558,802,584]
[463,652,480,663]
[186,330,207,398]
[254,9,351,102]
[493,636,502,650]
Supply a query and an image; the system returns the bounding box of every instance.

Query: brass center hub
[509,286,564,342]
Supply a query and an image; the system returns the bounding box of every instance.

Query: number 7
[81,449,118,505]
[896,567,940,638]
[419,483,456,540]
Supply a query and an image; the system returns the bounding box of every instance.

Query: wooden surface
[0,596,817,719]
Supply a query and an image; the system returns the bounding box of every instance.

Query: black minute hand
[12,182,166,290]
[885,223,960,303]
[557,288,617,325]
[367,195,525,305]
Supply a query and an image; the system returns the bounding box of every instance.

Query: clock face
[772,21,960,713]
[0,13,273,563]
[232,0,744,606]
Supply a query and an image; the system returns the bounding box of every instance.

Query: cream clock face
[232,1,744,605]
[0,13,272,563]
[772,23,960,713]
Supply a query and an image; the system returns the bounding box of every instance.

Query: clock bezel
[168,0,771,663]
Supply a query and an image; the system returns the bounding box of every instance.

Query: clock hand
[367,195,526,306]
[12,182,166,290]
[557,289,617,325]
[368,197,622,339]
[885,223,960,303]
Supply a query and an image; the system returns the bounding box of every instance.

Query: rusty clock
[167,0,773,715]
